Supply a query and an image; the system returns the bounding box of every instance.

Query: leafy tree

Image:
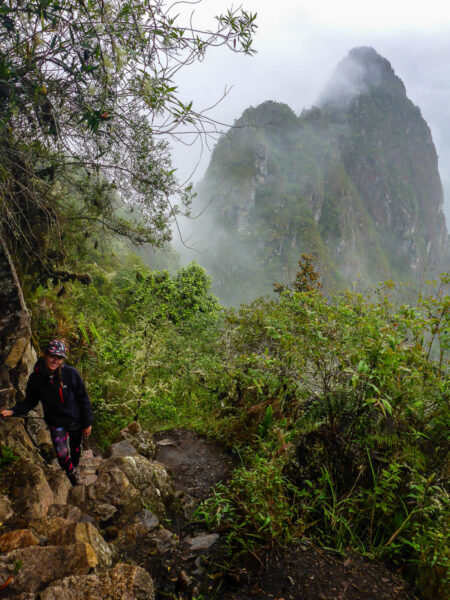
[196,276,449,598]
[0,0,256,274]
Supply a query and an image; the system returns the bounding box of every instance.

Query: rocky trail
[0,415,419,600]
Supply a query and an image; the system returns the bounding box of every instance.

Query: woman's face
[44,353,64,373]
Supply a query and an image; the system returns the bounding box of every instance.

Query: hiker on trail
[0,340,92,486]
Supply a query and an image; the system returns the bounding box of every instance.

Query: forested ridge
[194,48,449,305]
[0,3,448,600]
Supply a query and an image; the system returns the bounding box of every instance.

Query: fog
[166,0,450,242]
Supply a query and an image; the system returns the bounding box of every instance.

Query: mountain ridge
[194,47,448,304]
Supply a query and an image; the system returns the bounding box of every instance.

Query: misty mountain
[193,47,449,304]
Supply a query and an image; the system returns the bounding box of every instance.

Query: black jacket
[12,359,93,430]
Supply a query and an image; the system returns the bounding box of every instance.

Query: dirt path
[217,545,417,600]
[154,429,235,501]
[138,429,418,600]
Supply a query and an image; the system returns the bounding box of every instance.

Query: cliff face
[196,47,449,304]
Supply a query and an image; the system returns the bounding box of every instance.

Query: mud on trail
[141,429,418,600]
[217,545,417,600]
[154,429,235,503]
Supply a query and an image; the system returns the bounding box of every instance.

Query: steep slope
[194,47,448,304]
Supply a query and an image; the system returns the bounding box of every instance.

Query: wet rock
[0,543,98,594]
[1,419,43,465]
[0,529,39,553]
[120,508,160,541]
[186,533,220,552]
[5,335,29,370]
[134,509,159,532]
[108,440,137,458]
[28,517,113,567]
[156,438,176,447]
[78,449,102,486]
[108,455,173,517]
[154,527,177,554]
[47,504,82,522]
[70,523,113,567]
[115,421,156,459]
[24,406,53,460]
[70,463,142,525]
[46,466,72,504]
[5,457,53,520]
[40,563,154,600]
[0,493,13,523]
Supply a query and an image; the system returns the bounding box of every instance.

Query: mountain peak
[319,46,406,108]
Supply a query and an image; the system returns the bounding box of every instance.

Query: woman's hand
[83,425,92,437]
[0,410,13,418]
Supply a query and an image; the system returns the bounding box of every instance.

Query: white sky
[167,0,450,221]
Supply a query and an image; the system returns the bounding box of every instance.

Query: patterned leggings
[49,427,83,475]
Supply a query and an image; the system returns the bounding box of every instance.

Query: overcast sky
[168,0,450,222]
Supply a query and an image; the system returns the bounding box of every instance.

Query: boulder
[28,515,69,542]
[0,237,35,396]
[29,517,112,567]
[5,457,54,520]
[134,509,159,532]
[24,407,54,461]
[0,419,43,465]
[186,533,220,552]
[70,463,142,525]
[0,493,13,523]
[108,440,137,458]
[45,466,72,504]
[108,455,174,517]
[47,504,82,522]
[114,421,156,459]
[0,529,39,553]
[118,508,160,542]
[0,543,97,594]
[40,563,154,600]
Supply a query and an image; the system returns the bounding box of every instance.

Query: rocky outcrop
[113,421,156,459]
[0,251,176,598]
[40,564,154,600]
[0,543,98,594]
[108,454,174,516]
[5,458,54,522]
[69,460,144,524]
[0,236,36,403]
[28,517,113,567]
[0,423,173,598]
[195,47,449,304]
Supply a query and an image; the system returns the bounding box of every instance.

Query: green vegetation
[0,0,256,277]
[3,22,448,600]
[193,269,449,599]
[25,251,449,598]
[0,445,18,470]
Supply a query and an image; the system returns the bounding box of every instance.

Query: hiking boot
[68,467,81,486]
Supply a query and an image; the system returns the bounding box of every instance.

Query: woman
[1,340,93,485]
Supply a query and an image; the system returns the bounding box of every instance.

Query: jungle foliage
[26,252,449,599]
[0,0,256,276]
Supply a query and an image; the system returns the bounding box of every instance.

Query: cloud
[167,3,450,223]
